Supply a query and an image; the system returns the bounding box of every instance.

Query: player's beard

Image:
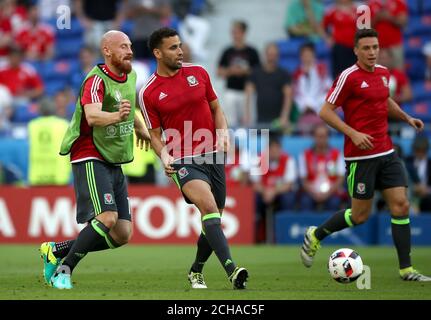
[111,53,133,74]
[165,56,182,71]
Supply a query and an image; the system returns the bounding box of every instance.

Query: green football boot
[39,242,61,285]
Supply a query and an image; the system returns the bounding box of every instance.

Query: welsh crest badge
[104,193,114,204]
[178,167,189,179]
[187,75,199,87]
[357,183,366,195]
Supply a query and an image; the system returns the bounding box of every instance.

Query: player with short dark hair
[300,28,431,281]
[39,30,150,289]
[233,20,248,33]
[140,27,248,289]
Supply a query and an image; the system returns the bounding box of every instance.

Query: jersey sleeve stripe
[327,65,358,104]
[90,76,97,103]
[327,65,357,104]
[138,87,152,129]
[91,76,102,103]
[96,76,103,103]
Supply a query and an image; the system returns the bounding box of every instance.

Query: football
[328,248,363,283]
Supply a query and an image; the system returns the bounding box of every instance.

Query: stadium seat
[277,38,330,74]
[404,15,431,37]
[405,56,426,81]
[314,40,330,59]
[38,60,73,81]
[279,57,299,73]
[55,37,83,60]
[49,17,84,38]
[11,103,39,123]
[278,38,328,58]
[29,60,44,75]
[121,19,135,37]
[0,138,28,180]
[402,102,431,122]
[190,0,207,15]
[407,0,421,15]
[36,60,73,96]
[411,81,431,102]
[277,38,306,58]
[423,0,431,14]
[404,35,430,57]
[45,80,68,96]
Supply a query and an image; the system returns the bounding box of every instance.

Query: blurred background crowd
[0,0,430,243]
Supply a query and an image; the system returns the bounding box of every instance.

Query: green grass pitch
[1,244,430,300]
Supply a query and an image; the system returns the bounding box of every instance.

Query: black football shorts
[72,160,131,223]
[345,151,408,200]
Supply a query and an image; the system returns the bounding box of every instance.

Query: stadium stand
[0,0,430,216]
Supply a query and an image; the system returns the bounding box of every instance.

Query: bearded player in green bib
[39,31,150,289]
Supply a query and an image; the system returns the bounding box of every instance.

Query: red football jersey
[0,62,43,96]
[369,0,407,48]
[15,23,54,58]
[326,63,394,160]
[140,64,218,159]
[323,5,358,48]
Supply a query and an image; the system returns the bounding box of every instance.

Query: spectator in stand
[28,97,71,186]
[405,134,431,213]
[298,123,345,211]
[321,0,358,78]
[127,0,171,60]
[244,43,292,129]
[0,0,27,61]
[53,88,75,120]
[293,42,332,132]
[0,45,44,103]
[284,0,325,41]
[369,0,408,70]
[378,48,412,105]
[252,133,297,242]
[218,20,260,128]
[225,142,250,187]
[0,84,13,134]
[15,3,55,61]
[75,0,126,53]
[69,45,97,95]
[424,41,431,83]
[172,0,210,61]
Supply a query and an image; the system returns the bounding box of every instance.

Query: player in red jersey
[300,28,431,281]
[140,28,248,289]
